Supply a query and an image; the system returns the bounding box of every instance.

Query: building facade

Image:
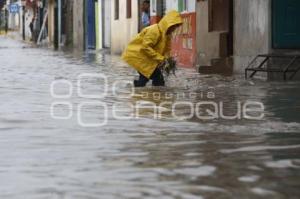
[6,0,300,79]
[46,0,73,49]
[196,0,233,74]
[235,0,300,74]
[110,0,139,54]
[197,0,300,77]
[73,0,85,50]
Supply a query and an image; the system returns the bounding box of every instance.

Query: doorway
[86,0,96,49]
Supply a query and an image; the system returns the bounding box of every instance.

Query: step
[246,68,298,73]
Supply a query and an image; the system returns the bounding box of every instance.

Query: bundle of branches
[160,57,177,76]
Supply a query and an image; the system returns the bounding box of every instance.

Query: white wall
[165,0,195,13]
[73,0,85,50]
[234,0,271,73]
[196,1,224,67]
[97,1,103,49]
[111,0,139,54]
[166,0,177,11]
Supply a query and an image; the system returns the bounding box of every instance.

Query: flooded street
[1,36,300,199]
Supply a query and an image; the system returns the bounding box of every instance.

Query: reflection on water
[0,36,300,199]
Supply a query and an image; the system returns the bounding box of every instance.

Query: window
[115,0,119,20]
[126,0,132,18]
[162,0,166,15]
[157,0,166,16]
[152,0,157,13]
[178,0,187,12]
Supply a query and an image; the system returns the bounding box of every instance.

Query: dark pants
[134,68,165,87]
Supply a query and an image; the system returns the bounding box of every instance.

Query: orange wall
[151,13,197,68]
[171,13,196,68]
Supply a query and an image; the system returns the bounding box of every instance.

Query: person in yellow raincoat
[122,10,183,87]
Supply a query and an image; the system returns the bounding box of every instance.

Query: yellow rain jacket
[122,10,183,78]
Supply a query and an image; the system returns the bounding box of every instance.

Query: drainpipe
[57,0,61,49]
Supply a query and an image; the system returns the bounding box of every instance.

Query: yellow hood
[158,10,183,34]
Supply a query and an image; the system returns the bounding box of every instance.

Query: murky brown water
[1,36,300,199]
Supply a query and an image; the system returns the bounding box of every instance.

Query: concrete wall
[234,0,271,73]
[196,1,224,67]
[73,0,85,50]
[111,0,139,54]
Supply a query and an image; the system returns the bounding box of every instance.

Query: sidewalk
[5,31,33,44]
[2,30,53,49]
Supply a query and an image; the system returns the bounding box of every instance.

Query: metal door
[273,0,300,48]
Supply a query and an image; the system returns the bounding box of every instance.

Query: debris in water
[160,57,177,76]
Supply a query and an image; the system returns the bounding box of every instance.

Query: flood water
[1,36,300,199]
